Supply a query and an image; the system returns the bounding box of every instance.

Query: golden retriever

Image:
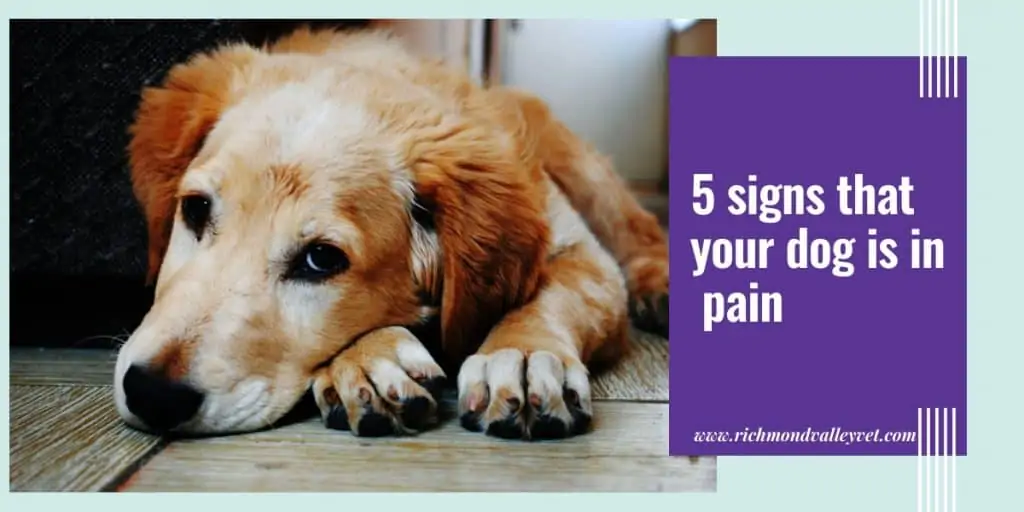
[113,27,669,440]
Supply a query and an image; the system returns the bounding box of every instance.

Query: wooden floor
[9,328,714,492]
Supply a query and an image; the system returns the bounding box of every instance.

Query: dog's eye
[181,195,212,240]
[287,243,350,282]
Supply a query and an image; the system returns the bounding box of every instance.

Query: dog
[113,27,669,441]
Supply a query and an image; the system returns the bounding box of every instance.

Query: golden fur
[114,28,669,440]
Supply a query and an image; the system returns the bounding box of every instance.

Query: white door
[499,19,670,184]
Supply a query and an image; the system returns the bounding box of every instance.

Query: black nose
[123,365,204,432]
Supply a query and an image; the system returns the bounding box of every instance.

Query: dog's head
[114,30,549,435]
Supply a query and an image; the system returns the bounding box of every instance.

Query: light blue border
[4,1,1020,509]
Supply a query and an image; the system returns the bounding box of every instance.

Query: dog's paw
[312,329,446,437]
[629,292,668,337]
[625,256,669,337]
[457,349,592,441]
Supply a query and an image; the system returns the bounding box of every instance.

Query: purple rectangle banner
[668,57,967,456]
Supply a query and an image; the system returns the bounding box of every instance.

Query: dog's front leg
[457,241,630,441]
[311,326,446,437]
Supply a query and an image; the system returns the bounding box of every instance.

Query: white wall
[500,19,670,183]
[382,20,473,74]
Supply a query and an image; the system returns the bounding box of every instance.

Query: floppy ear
[128,46,253,285]
[409,126,551,361]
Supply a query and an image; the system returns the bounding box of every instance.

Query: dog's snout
[123,365,204,432]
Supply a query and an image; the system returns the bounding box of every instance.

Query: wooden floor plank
[123,402,713,492]
[592,329,669,402]
[10,348,118,386]
[9,331,668,401]
[9,385,164,492]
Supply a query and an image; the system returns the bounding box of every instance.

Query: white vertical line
[927,0,933,97]
[954,0,959,98]
[919,0,925,97]
[946,407,954,512]
[926,407,931,512]
[944,408,949,512]
[921,409,929,512]
[937,407,942,512]
[934,407,940,512]
[935,0,943,97]
[944,0,951,97]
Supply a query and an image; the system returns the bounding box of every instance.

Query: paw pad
[356,411,395,437]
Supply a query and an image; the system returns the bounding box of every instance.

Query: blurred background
[9,19,717,349]
[385,19,718,205]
